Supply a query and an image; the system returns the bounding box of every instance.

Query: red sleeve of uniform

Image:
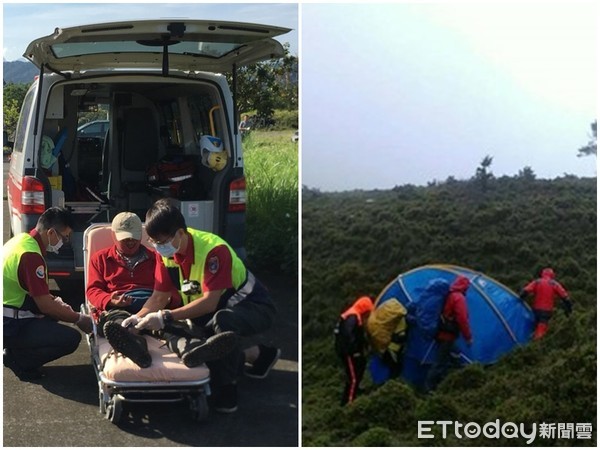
[154,252,175,292]
[453,294,472,341]
[523,280,537,294]
[553,281,569,300]
[86,251,113,312]
[202,245,233,292]
[17,252,50,297]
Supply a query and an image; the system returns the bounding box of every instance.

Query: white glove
[75,313,93,334]
[121,315,139,328]
[135,311,165,331]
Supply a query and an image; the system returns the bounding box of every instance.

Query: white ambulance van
[7,19,290,288]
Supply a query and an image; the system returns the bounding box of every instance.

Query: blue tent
[372,264,535,387]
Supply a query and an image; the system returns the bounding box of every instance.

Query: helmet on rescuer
[200,135,228,171]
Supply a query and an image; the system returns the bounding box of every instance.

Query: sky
[1,2,597,191]
[2,2,298,61]
[302,2,598,191]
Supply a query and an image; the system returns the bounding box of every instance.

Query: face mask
[153,239,177,258]
[116,239,141,257]
[46,232,64,254]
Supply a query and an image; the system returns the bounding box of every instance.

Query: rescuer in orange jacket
[519,267,572,340]
[334,296,374,405]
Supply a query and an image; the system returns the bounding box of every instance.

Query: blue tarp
[374,264,535,387]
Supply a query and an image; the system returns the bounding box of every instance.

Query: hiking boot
[245,345,281,379]
[164,319,207,339]
[181,331,237,368]
[212,383,238,413]
[103,321,152,368]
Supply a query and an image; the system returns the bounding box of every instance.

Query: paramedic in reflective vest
[519,267,572,340]
[335,296,374,406]
[424,275,472,393]
[3,207,93,381]
[120,199,277,413]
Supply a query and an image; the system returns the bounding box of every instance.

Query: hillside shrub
[351,427,396,446]
[302,176,596,446]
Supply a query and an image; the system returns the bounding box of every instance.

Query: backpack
[409,278,452,338]
[147,155,196,186]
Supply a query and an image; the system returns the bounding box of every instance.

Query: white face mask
[152,236,178,258]
[46,229,64,254]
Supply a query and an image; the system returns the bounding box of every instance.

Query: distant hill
[3,60,37,84]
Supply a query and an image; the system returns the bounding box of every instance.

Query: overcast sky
[302,3,597,191]
[2,2,298,61]
[2,2,597,191]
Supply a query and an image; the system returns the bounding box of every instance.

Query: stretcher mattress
[98,334,210,382]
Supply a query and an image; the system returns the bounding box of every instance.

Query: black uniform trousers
[4,317,81,372]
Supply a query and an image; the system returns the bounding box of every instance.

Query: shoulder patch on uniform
[36,265,45,279]
[208,256,219,274]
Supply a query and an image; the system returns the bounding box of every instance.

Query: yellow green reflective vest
[162,228,247,305]
[3,233,47,308]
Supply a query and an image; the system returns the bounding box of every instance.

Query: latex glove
[121,315,139,328]
[75,313,93,334]
[135,311,165,331]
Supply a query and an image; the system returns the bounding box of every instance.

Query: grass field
[243,129,298,276]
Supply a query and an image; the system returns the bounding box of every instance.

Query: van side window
[13,88,36,153]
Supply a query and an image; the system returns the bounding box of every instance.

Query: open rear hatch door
[24,19,291,73]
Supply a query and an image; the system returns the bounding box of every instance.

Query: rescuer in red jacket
[519,267,572,340]
[424,275,473,392]
[334,296,374,405]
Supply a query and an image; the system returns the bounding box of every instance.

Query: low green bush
[240,109,298,130]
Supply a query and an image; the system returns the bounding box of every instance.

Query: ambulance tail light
[21,176,45,214]
[228,177,246,212]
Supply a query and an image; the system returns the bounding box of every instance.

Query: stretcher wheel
[106,396,123,424]
[189,394,209,422]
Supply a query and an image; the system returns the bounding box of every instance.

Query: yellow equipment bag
[367,298,407,353]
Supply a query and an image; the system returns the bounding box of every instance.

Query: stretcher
[82,223,211,424]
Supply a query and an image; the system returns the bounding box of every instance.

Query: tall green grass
[243,130,298,276]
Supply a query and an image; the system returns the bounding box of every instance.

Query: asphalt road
[3,161,299,446]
